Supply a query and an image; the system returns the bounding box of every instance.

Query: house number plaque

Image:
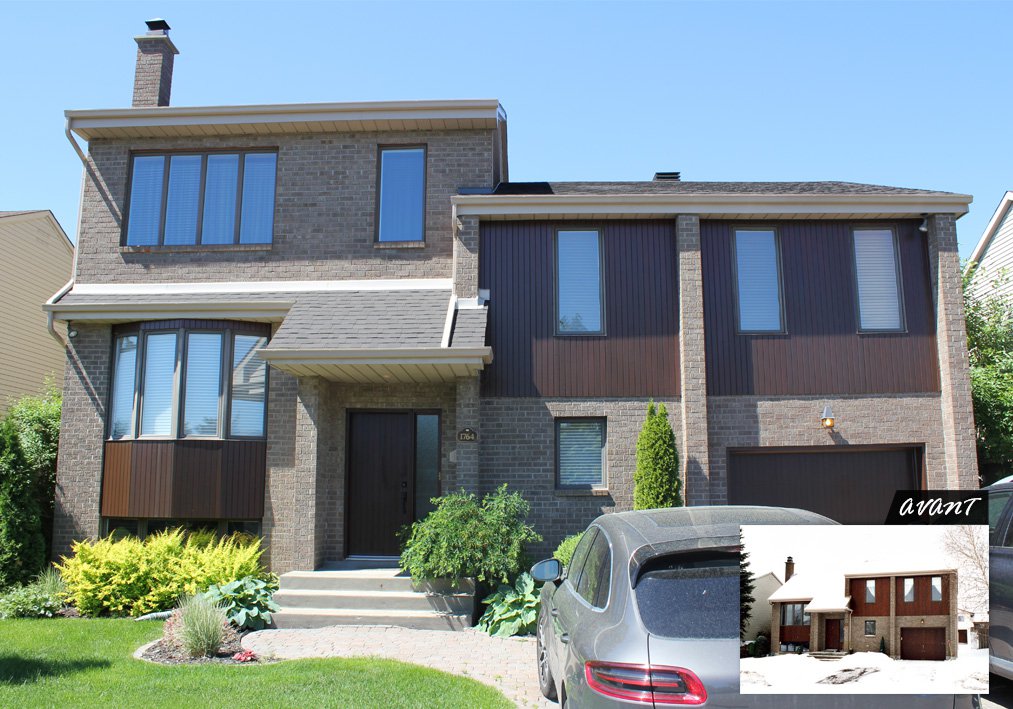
[457,428,478,442]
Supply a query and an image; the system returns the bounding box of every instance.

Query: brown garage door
[901,627,945,661]
[727,446,922,524]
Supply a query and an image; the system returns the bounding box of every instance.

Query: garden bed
[137,634,268,666]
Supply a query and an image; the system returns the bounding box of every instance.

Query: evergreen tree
[633,401,682,509]
[740,532,756,640]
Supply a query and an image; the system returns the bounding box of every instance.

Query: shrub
[879,636,887,654]
[633,402,682,510]
[400,485,542,585]
[751,634,770,658]
[0,417,46,589]
[58,529,266,617]
[205,575,280,630]
[553,533,584,567]
[0,569,65,619]
[476,572,540,637]
[175,594,228,658]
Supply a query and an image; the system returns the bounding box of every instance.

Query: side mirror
[531,558,563,583]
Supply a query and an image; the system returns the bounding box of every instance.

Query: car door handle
[549,607,559,617]
[560,633,569,644]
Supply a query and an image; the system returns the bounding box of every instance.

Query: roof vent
[653,171,681,181]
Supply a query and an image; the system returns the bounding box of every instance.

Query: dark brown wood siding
[895,574,950,616]
[101,440,266,519]
[849,577,891,616]
[479,220,680,397]
[780,625,811,643]
[701,220,939,395]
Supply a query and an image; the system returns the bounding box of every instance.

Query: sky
[1,1,1011,256]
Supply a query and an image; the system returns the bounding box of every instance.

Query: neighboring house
[0,210,74,413]
[745,570,783,642]
[968,190,1013,299]
[48,21,979,575]
[769,557,959,660]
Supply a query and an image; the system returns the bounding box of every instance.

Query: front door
[825,619,842,650]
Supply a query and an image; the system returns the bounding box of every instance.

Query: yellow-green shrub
[57,529,265,617]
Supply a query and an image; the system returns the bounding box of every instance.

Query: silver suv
[987,477,1013,681]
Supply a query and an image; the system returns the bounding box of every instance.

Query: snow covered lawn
[740,645,989,694]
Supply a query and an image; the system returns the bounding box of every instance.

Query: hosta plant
[476,572,540,638]
[204,575,279,630]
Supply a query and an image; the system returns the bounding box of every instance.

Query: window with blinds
[556,230,604,334]
[124,151,277,246]
[734,228,783,332]
[853,228,903,331]
[183,333,223,437]
[108,335,138,439]
[377,146,426,242]
[230,335,268,438]
[557,418,606,487]
[140,333,178,436]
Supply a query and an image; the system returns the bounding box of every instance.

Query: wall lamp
[820,405,835,430]
[918,214,929,233]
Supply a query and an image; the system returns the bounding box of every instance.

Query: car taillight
[585,662,707,705]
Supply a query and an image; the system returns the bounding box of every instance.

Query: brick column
[889,575,898,657]
[927,214,979,489]
[770,602,781,653]
[455,376,480,493]
[453,215,480,298]
[676,215,711,504]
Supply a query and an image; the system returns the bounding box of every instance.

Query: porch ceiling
[260,347,491,384]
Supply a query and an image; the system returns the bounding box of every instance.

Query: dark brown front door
[825,619,841,650]
[347,412,415,557]
[901,627,945,661]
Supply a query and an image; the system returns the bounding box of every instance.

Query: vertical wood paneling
[480,220,680,397]
[849,577,891,616]
[702,220,940,395]
[895,574,950,616]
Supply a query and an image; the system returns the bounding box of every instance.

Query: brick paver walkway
[242,625,554,707]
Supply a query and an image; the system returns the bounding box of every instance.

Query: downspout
[48,116,87,346]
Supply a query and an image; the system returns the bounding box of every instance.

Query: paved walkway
[242,625,554,708]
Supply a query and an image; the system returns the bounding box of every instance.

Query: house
[48,20,979,575]
[0,210,74,413]
[968,190,1013,299]
[769,557,959,660]
[745,570,783,642]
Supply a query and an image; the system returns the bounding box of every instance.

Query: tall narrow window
[865,579,876,603]
[201,154,240,244]
[140,333,178,436]
[414,414,440,520]
[556,230,604,334]
[557,418,606,487]
[377,146,425,242]
[904,577,915,602]
[183,333,223,437]
[108,335,138,439]
[125,156,165,246]
[853,228,903,331]
[163,155,202,245]
[931,576,942,602]
[239,153,277,244]
[230,335,267,437]
[734,228,783,332]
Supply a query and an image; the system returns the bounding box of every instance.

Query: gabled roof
[0,210,74,252]
[968,190,1013,266]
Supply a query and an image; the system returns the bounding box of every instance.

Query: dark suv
[987,477,1013,681]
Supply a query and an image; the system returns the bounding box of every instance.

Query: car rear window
[634,551,739,639]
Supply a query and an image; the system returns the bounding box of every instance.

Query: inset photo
[739,524,989,694]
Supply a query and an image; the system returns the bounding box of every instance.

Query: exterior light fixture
[820,405,835,430]
[918,215,929,233]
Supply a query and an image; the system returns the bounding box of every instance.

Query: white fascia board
[968,190,1013,267]
[259,346,493,365]
[452,192,973,218]
[45,301,294,323]
[67,279,452,295]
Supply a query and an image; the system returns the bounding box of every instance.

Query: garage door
[727,446,921,524]
[901,627,945,661]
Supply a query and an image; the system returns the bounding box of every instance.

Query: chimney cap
[786,556,793,562]
[653,171,681,182]
[145,18,171,32]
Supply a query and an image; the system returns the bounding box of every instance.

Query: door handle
[401,481,408,515]
[549,607,559,617]
[560,633,569,644]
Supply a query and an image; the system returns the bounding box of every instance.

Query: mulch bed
[140,632,267,666]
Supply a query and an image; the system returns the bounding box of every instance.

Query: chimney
[785,556,795,582]
[653,171,681,181]
[132,19,179,107]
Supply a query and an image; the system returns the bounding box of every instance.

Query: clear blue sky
[1,1,1010,256]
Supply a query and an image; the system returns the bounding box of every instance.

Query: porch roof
[805,594,852,613]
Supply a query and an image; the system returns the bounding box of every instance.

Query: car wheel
[537,607,558,700]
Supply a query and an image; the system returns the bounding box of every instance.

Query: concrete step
[279,568,416,592]
[271,607,471,631]
[809,651,848,661]
[273,588,474,614]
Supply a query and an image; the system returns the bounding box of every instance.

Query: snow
[740,645,989,694]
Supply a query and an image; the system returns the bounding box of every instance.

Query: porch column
[455,376,480,493]
[927,213,978,488]
[770,603,781,654]
[676,215,711,504]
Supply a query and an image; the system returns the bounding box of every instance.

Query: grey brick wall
[74,129,496,285]
[132,36,177,107]
[453,215,480,298]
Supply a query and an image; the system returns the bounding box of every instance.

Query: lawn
[0,619,512,708]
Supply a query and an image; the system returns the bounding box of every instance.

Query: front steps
[271,561,474,631]
[809,650,848,661]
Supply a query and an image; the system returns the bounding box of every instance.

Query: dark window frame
[731,225,787,335]
[779,602,811,626]
[121,148,279,248]
[850,225,907,334]
[573,526,612,610]
[554,417,607,490]
[554,227,607,337]
[864,620,876,636]
[374,144,428,244]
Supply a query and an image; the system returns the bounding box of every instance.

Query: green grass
[0,619,511,708]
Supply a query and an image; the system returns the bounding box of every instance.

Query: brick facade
[132,34,177,108]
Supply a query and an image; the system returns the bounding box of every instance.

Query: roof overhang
[452,192,973,220]
[259,346,492,384]
[66,99,506,141]
[968,190,1013,267]
[43,299,293,324]
[843,568,956,578]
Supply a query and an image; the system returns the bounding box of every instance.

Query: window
[635,551,738,639]
[865,620,876,636]
[575,529,611,608]
[780,602,810,626]
[865,579,876,604]
[556,418,606,488]
[125,151,277,246]
[109,324,269,440]
[904,578,915,602]
[853,228,903,331]
[988,490,1012,546]
[931,576,942,602]
[566,527,599,581]
[556,230,604,334]
[377,146,426,242]
[734,228,783,332]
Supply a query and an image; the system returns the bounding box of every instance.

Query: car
[531,505,980,709]
[987,476,1013,681]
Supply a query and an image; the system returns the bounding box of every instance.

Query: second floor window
[865,579,876,603]
[903,577,915,602]
[377,146,426,242]
[734,228,783,332]
[125,151,277,247]
[853,228,903,331]
[931,576,942,602]
[556,230,604,334]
